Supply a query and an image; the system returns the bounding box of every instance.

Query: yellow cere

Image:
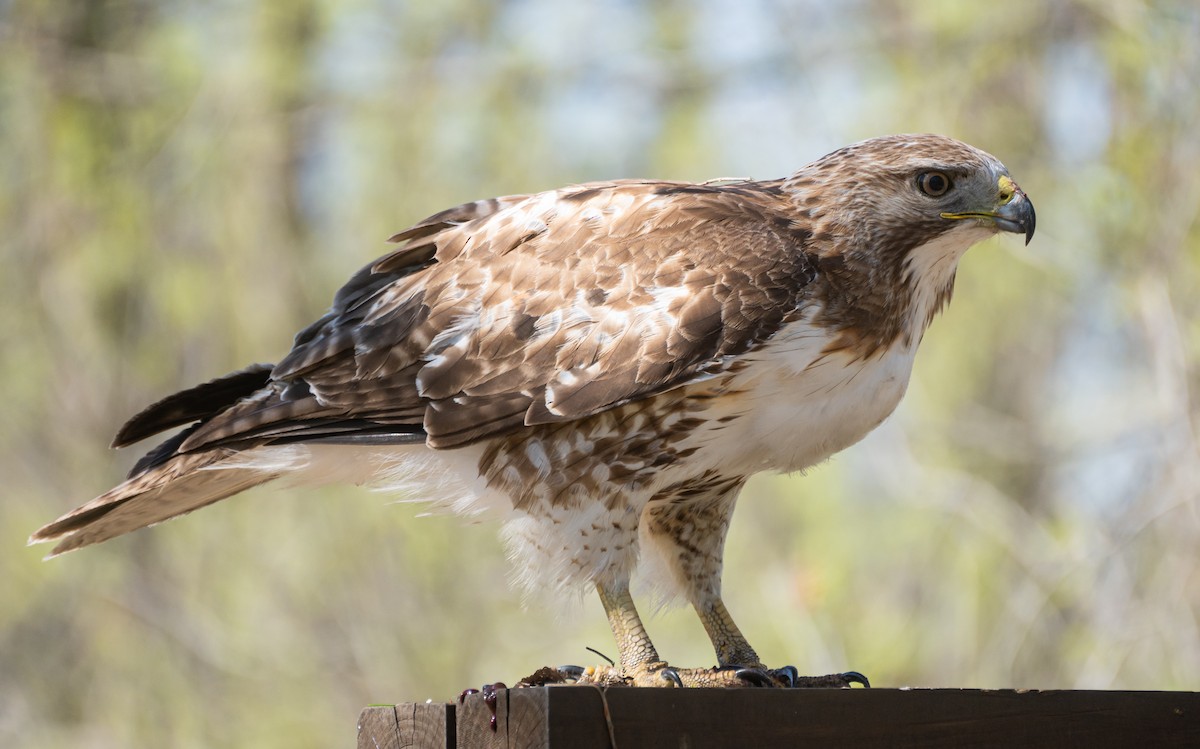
[997,175,1016,205]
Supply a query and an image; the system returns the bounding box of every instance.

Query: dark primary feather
[112,364,274,448]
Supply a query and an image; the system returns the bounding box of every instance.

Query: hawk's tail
[28,451,277,557]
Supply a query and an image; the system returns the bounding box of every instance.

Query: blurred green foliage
[2,0,1198,746]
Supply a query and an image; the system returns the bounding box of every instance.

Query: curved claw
[556,665,585,682]
[660,667,684,688]
[734,668,776,688]
[772,665,799,688]
[840,671,871,688]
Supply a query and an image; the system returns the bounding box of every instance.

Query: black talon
[556,665,585,682]
[840,671,871,688]
[773,665,799,688]
[660,667,684,688]
[734,668,775,688]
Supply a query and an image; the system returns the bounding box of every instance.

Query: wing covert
[183,180,819,452]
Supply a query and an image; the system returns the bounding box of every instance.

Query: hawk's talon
[733,668,776,688]
[784,670,872,688]
[660,667,684,688]
[772,665,799,688]
[556,665,585,682]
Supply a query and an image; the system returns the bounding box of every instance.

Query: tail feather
[29,451,276,557]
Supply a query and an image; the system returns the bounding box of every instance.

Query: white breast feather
[695,312,918,475]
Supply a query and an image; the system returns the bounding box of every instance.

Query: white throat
[901,223,994,338]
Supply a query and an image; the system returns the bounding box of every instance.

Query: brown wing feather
[177,179,819,453]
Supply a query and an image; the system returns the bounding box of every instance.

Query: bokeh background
[3,0,1198,746]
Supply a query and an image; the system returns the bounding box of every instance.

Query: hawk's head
[790,133,1035,256]
[787,133,1035,346]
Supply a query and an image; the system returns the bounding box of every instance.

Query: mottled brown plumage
[32,134,1034,688]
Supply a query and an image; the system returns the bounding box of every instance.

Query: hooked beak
[942,175,1036,245]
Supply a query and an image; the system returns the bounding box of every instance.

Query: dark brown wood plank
[436,687,1200,749]
[359,703,455,749]
[543,687,1200,749]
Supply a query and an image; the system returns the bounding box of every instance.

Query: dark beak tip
[1023,199,1036,246]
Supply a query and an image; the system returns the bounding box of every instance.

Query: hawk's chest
[694,314,920,475]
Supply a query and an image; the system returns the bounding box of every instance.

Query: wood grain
[358,702,454,749]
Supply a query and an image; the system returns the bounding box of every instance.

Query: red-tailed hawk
[31,134,1034,688]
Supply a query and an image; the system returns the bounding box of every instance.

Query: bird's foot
[562,662,869,688]
[742,666,871,689]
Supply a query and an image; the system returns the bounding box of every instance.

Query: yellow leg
[694,597,762,668]
[569,582,867,689]
[596,581,665,674]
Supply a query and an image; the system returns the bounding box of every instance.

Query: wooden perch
[358,686,1199,748]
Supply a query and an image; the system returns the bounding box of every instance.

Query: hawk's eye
[918,171,952,197]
